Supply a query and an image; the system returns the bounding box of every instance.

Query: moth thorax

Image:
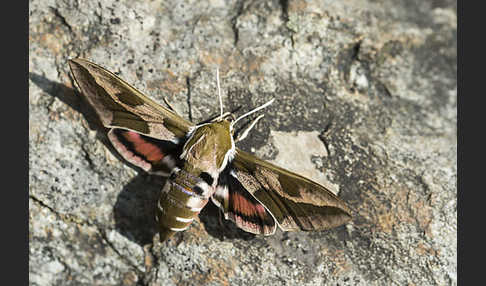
[156,168,215,242]
[182,120,235,175]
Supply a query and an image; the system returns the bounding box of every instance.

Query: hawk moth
[68,59,352,241]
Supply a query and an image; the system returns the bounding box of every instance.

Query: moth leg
[218,208,225,228]
[163,97,180,115]
[175,233,184,247]
[235,114,264,142]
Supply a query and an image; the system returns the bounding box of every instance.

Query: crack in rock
[49,7,73,33]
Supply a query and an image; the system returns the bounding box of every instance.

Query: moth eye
[224,114,236,122]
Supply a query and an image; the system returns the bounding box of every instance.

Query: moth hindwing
[69,58,352,242]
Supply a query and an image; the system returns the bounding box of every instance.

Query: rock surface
[29,0,456,285]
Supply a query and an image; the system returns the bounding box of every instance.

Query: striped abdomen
[156,167,215,241]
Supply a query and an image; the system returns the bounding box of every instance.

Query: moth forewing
[230,150,352,232]
[68,58,192,139]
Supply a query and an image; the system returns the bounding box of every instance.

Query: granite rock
[30,0,456,285]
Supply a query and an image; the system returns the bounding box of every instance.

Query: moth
[68,58,352,242]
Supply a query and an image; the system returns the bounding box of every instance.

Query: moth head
[222,114,237,136]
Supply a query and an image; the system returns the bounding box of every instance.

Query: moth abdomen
[156,168,214,241]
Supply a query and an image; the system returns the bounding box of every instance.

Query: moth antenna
[231,98,275,128]
[216,67,224,119]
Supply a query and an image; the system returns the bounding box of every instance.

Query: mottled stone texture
[29,0,456,285]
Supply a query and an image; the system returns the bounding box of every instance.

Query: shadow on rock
[29,72,105,132]
[114,174,165,246]
[199,202,256,241]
